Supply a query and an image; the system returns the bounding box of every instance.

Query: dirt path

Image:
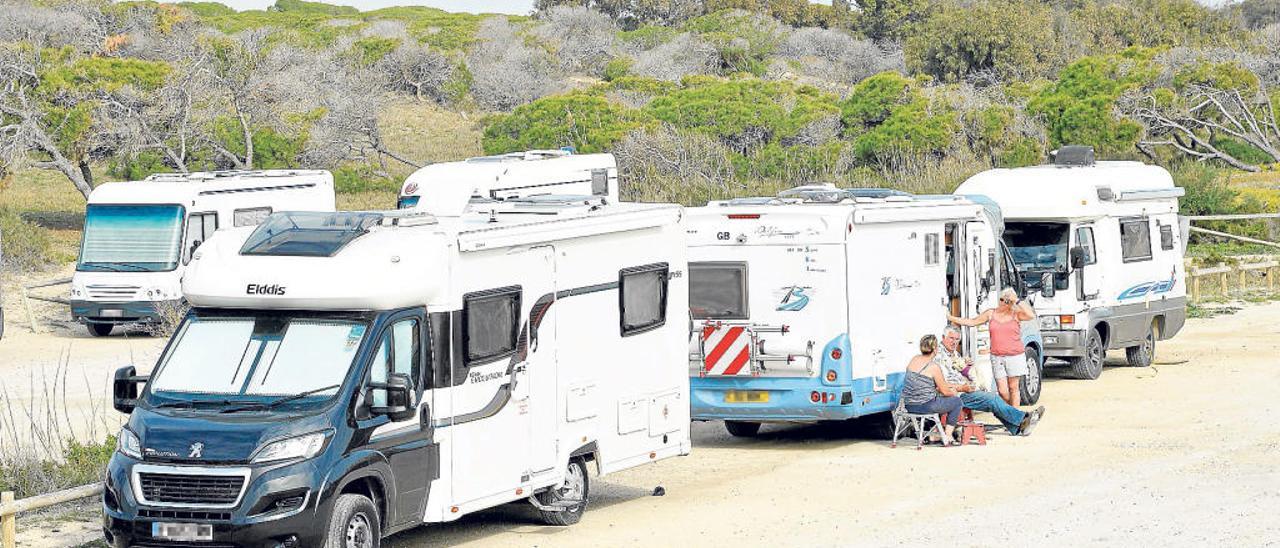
[6,301,1279,546]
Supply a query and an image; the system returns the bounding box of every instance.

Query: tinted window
[184,212,218,264]
[79,204,185,272]
[1160,224,1174,251]
[1120,219,1152,262]
[464,288,520,364]
[369,318,420,407]
[690,262,748,320]
[620,264,668,336]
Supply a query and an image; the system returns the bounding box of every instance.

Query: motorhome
[102,184,691,546]
[685,185,1044,437]
[397,150,618,210]
[71,170,335,336]
[955,148,1187,380]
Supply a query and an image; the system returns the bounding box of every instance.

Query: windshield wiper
[153,400,196,409]
[220,385,341,414]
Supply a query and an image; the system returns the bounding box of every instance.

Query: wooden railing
[1187,260,1280,303]
[0,484,103,548]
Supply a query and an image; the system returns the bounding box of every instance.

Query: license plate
[724,390,769,403]
[152,522,213,541]
[100,309,124,318]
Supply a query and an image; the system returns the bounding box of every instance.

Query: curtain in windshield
[150,317,367,399]
[1005,222,1070,269]
[79,204,184,271]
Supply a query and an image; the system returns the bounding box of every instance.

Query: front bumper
[102,454,329,548]
[1040,329,1085,358]
[72,299,180,325]
[690,374,902,422]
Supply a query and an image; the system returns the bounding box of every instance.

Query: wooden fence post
[1192,274,1201,303]
[1240,267,1248,293]
[1220,271,1229,299]
[1,491,15,548]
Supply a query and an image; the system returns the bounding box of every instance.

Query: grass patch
[0,208,56,272]
[337,190,398,211]
[1187,303,1240,318]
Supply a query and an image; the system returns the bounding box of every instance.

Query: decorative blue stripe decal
[1118,268,1177,300]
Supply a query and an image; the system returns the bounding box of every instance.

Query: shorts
[991,353,1028,379]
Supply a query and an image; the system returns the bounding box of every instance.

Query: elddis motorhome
[397,149,618,210]
[955,148,1187,380]
[103,185,690,546]
[71,170,335,336]
[685,185,1044,437]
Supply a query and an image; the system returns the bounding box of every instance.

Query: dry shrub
[840,148,993,195]
[772,27,904,90]
[145,300,190,338]
[616,124,791,205]
[467,17,561,111]
[630,32,719,82]
[533,6,617,76]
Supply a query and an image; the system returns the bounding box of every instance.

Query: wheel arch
[1092,321,1111,348]
[570,441,600,475]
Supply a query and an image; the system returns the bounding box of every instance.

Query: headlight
[1039,315,1059,330]
[117,428,142,459]
[251,432,328,464]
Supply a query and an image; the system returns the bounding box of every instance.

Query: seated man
[938,326,1044,436]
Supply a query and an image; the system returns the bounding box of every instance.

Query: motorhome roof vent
[843,188,913,200]
[778,184,848,203]
[1050,145,1095,167]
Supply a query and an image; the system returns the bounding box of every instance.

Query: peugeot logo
[188,442,204,459]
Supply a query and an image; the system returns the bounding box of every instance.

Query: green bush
[645,79,839,152]
[332,165,399,194]
[603,57,634,81]
[352,37,401,66]
[0,436,116,498]
[684,10,785,76]
[0,208,54,273]
[1027,48,1157,154]
[271,0,359,16]
[841,72,955,161]
[482,92,655,154]
[905,0,1056,82]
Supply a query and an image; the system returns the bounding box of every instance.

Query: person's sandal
[1020,406,1045,436]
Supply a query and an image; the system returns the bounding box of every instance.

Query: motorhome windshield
[146,315,368,408]
[78,204,184,272]
[1005,222,1070,271]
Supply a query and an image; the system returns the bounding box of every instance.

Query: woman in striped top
[902,334,971,445]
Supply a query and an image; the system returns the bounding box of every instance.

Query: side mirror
[1070,246,1086,270]
[369,373,416,422]
[113,366,148,414]
[1040,272,1056,298]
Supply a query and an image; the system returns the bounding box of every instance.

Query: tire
[724,420,761,438]
[88,323,113,337]
[1068,328,1105,380]
[323,493,381,548]
[535,458,589,526]
[865,413,897,440]
[1020,345,1043,405]
[1125,321,1158,367]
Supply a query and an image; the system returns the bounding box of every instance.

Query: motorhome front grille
[137,508,232,521]
[86,284,141,300]
[137,473,244,505]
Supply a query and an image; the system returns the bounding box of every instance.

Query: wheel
[323,493,381,548]
[1020,345,1043,405]
[87,323,113,337]
[535,458,589,526]
[1068,328,1104,380]
[1125,321,1158,367]
[724,420,761,437]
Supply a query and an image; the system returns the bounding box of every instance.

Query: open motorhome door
[964,219,1000,389]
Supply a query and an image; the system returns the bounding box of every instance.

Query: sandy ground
[5,300,1279,547]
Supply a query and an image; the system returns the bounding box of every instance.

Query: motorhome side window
[689,262,748,320]
[924,233,940,265]
[368,318,421,407]
[233,206,273,227]
[619,264,669,336]
[1120,219,1152,263]
[463,288,521,364]
[1159,224,1175,251]
[1075,227,1097,265]
[183,212,218,264]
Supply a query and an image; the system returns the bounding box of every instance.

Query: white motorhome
[397,150,618,210]
[955,148,1187,380]
[70,170,335,336]
[102,183,690,546]
[684,185,1044,436]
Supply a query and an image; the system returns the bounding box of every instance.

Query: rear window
[690,262,748,320]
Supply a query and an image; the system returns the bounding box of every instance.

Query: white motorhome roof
[955,161,1180,220]
[86,170,334,206]
[400,151,618,216]
[183,199,681,311]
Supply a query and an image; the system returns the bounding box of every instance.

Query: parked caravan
[71,170,335,337]
[103,188,690,546]
[955,148,1187,380]
[685,185,1044,436]
[397,149,618,210]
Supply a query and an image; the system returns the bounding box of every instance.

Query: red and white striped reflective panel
[701,325,752,376]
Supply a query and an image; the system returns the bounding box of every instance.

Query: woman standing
[902,334,968,446]
[948,287,1036,407]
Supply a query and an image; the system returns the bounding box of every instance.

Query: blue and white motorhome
[70,170,335,336]
[685,186,1044,436]
[956,148,1187,380]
